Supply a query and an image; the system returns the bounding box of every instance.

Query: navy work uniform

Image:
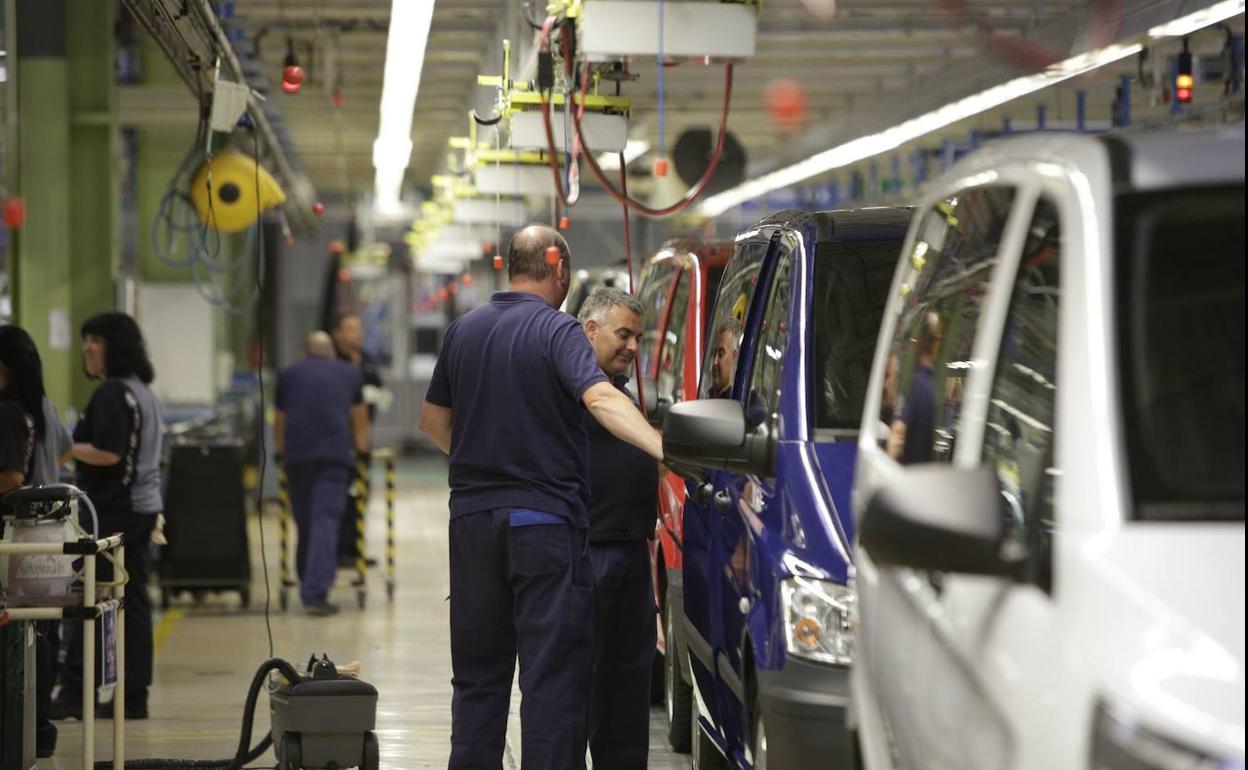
[586,375,659,769]
[425,291,607,770]
[275,356,363,607]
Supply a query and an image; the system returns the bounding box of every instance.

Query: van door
[857,184,1022,766]
[715,244,794,749]
[917,190,1067,770]
[682,234,776,740]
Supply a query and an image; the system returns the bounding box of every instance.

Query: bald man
[275,330,369,615]
[421,225,662,769]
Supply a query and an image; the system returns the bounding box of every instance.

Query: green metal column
[13,0,72,410]
[67,0,119,409]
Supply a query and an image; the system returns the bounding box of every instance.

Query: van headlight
[1091,700,1238,770]
[780,577,855,666]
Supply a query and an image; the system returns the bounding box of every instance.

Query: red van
[635,237,731,751]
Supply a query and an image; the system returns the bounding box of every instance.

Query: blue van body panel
[680,207,911,768]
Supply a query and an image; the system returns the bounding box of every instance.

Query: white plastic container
[1,516,79,606]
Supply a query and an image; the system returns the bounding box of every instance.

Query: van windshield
[812,240,899,431]
[1116,185,1245,521]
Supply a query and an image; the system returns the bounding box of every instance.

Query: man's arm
[72,443,122,466]
[273,410,286,457]
[350,404,370,454]
[419,401,453,455]
[582,381,663,460]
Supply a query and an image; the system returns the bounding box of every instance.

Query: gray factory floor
[40,455,689,769]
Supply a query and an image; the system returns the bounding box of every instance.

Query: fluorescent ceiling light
[700,40,1144,216]
[1149,0,1244,38]
[597,140,651,171]
[373,0,436,217]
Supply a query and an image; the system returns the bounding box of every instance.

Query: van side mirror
[662,399,773,477]
[860,465,1021,577]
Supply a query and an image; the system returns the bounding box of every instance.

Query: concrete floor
[41,455,690,769]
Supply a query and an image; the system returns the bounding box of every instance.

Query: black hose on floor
[93,657,303,770]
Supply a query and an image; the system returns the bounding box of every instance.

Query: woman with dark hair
[50,312,163,722]
[0,324,74,757]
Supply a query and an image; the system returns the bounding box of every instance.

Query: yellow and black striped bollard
[353,454,370,609]
[380,448,397,602]
[278,465,296,611]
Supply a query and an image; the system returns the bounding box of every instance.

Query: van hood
[1079,524,1245,757]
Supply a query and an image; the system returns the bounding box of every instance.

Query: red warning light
[337,268,351,283]
[653,157,669,177]
[544,245,561,266]
[558,216,571,230]
[3,197,26,230]
[312,201,326,216]
[282,65,304,94]
[493,255,504,270]
[462,273,474,286]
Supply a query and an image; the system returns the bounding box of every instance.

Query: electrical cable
[251,118,276,660]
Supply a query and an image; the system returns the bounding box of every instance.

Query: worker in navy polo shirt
[275,331,369,616]
[419,225,663,770]
[576,288,659,769]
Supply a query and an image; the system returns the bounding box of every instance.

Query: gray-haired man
[578,287,660,769]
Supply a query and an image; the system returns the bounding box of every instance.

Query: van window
[638,259,681,380]
[982,197,1060,590]
[657,271,692,405]
[884,187,1016,464]
[701,240,771,399]
[744,255,793,431]
[1116,186,1245,521]
[811,241,899,431]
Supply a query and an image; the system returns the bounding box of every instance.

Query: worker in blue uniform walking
[419,225,663,769]
[275,331,370,616]
[576,288,660,769]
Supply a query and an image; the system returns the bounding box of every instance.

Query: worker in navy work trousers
[577,288,660,768]
[275,331,370,616]
[419,225,664,769]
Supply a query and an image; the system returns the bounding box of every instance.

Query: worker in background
[0,325,73,756]
[274,331,369,617]
[52,313,163,722]
[889,311,943,464]
[708,318,742,398]
[329,311,383,568]
[576,288,659,768]
[419,225,663,770]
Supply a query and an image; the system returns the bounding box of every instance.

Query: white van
[850,126,1245,770]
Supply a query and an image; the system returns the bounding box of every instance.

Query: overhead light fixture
[699,40,1144,216]
[1148,0,1244,38]
[373,0,436,218]
[597,140,651,171]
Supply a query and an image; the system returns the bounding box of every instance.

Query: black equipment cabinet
[159,441,252,608]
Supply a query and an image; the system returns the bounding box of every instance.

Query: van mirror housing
[662,399,774,477]
[860,465,1020,577]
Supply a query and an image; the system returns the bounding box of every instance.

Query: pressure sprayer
[1,483,107,606]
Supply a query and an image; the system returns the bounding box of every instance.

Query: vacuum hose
[93,657,303,770]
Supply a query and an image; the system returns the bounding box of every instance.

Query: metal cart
[1,531,127,770]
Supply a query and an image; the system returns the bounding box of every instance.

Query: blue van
[662,207,911,769]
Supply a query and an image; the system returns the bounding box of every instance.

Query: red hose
[620,151,649,416]
[539,18,576,209]
[572,57,734,218]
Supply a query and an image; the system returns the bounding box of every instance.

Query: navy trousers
[285,461,351,606]
[588,540,656,770]
[448,509,594,770]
